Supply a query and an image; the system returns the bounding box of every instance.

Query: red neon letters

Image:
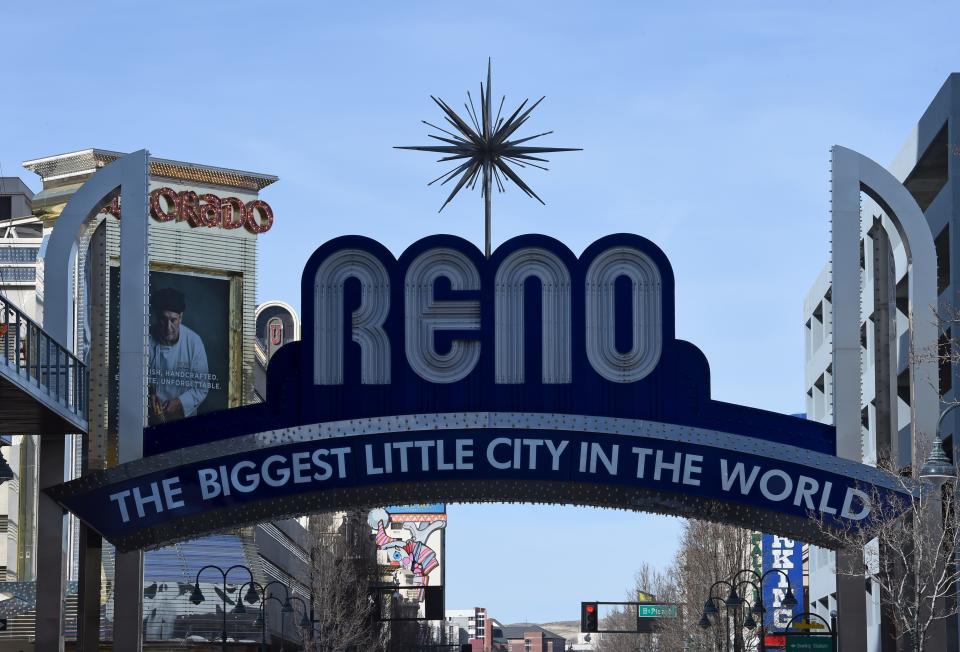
[108,187,274,233]
[149,187,274,233]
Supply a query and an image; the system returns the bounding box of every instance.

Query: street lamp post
[917,404,958,648]
[920,403,959,481]
[700,569,799,652]
[190,563,255,652]
[731,579,764,652]
[702,582,736,652]
[258,595,290,652]
[289,595,314,639]
[700,595,730,652]
[237,580,312,651]
[234,580,265,648]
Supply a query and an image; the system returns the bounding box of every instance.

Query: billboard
[110,268,231,430]
[762,534,804,631]
[384,504,446,515]
[369,505,445,616]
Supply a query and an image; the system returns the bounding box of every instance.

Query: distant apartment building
[804,74,960,650]
[499,623,566,652]
[0,177,40,320]
[442,613,569,652]
[446,608,480,643]
[0,177,42,585]
[446,607,491,648]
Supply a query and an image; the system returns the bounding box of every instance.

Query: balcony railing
[0,292,87,424]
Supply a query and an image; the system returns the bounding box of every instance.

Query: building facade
[499,623,565,652]
[804,74,960,650]
[446,607,492,648]
[0,178,42,588]
[0,150,314,648]
[0,177,40,321]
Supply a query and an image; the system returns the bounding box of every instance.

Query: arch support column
[42,150,150,651]
[831,145,944,650]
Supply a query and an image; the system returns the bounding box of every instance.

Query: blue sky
[4,0,960,625]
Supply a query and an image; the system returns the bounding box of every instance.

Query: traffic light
[581,601,598,632]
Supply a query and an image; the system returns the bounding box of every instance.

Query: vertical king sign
[762,533,804,630]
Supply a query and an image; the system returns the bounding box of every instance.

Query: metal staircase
[0,291,87,434]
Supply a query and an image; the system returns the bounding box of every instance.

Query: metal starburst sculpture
[397,59,581,258]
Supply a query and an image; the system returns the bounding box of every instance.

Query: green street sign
[786,635,833,651]
[638,604,677,618]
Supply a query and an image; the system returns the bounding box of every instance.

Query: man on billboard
[148,288,210,424]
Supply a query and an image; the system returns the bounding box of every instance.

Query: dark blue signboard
[141,234,836,457]
[53,420,894,550]
[762,533,805,632]
[46,234,910,551]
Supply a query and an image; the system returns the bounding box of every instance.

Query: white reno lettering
[313,243,663,385]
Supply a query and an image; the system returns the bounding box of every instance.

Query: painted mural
[368,505,445,604]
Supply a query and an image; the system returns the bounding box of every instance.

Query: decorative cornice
[23,149,277,192]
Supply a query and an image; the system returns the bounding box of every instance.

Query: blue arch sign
[49,234,905,551]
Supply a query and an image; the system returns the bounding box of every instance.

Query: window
[0,267,35,283]
[0,247,39,264]
[904,123,949,212]
[895,274,909,316]
[897,368,911,405]
[936,225,950,295]
[0,197,10,220]
[810,302,825,351]
[940,328,953,395]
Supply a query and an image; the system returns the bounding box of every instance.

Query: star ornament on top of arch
[397,59,580,257]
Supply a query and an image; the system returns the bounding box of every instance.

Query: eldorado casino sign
[50,233,908,552]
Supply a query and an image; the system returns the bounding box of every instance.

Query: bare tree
[676,521,755,651]
[597,522,755,652]
[595,562,682,652]
[305,511,386,652]
[384,619,434,652]
[594,605,647,652]
[811,457,959,652]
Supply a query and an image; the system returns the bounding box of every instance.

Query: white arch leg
[831,145,944,651]
[40,150,150,651]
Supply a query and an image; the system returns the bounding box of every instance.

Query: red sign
[765,634,787,647]
[150,188,273,233]
[100,189,274,234]
[268,318,284,345]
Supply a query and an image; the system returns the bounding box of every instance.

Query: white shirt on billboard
[148,324,210,417]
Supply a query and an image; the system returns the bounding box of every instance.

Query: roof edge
[23,148,278,191]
